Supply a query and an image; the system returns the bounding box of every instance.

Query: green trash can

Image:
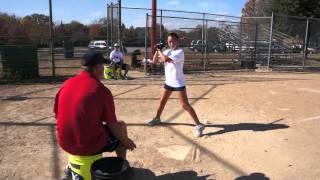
[131,50,141,68]
[0,45,39,79]
[63,37,74,58]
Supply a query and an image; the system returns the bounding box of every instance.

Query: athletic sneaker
[148,118,161,126]
[195,123,205,137]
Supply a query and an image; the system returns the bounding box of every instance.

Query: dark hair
[81,66,94,72]
[168,32,179,40]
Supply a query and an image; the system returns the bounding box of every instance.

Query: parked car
[189,40,205,53]
[212,44,227,53]
[190,40,227,53]
[290,44,303,53]
[307,47,317,54]
[88,40,108,49]
[290,45,317,54]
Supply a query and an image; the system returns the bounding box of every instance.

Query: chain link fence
[271,14,306,67]
[240,17,272,67]
[267,14,320,68]
[109,6,320,74]
[0,3,109,79]
[141,10,264,73]
[107,2,120,51]
[1,2,320,79]
[306,18,320,68]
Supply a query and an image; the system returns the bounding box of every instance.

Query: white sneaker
[195,123,205,137]
[148,118,161,126]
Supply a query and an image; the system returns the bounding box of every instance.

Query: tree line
[0,12,226,48]
[1,1,320,48]
[242,0,320,17]
[0,12,110,47]
[0,12,173,48]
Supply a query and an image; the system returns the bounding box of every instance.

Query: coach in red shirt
[54,51,136,159]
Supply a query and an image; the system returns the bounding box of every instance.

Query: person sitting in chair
[109,43,130,80]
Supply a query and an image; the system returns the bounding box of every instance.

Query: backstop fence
[1,2,320,79]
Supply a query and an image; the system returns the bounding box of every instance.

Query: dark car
[189,40,205,53]
[190,40,227,53]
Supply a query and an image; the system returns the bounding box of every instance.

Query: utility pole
[151,0,157,57]
[48,0,55,77]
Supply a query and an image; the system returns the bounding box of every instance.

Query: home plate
[157,145,192,161]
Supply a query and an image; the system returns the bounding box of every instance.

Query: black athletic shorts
[115,62,127,70]
[164,84,186,91]
[94,125,120,154]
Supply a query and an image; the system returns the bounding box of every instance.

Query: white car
[307,47,317,54]
[88,40,108,49]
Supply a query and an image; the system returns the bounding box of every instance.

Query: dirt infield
[0,71,320,180]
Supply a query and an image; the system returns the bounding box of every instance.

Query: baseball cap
[114,43,120,47]
[81,51,105,67]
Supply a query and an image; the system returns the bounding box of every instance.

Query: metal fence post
[202,13,205,71]
[110,2,113,47]
[118,0,122,48]
[227,25,231,53]
[303,17,309,68]
[144,13,149,75]
[160,9,163,42]
[254,21,258,64]
[204,19,208,71]
[267,12,274,69]
[48,0,55,77]
[106,4,110,55]
[239,17,243,63]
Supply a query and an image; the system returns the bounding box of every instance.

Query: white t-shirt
[109,50,123,63]
[162,48,185,87]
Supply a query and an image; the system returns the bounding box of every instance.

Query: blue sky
[0,0,247,26]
